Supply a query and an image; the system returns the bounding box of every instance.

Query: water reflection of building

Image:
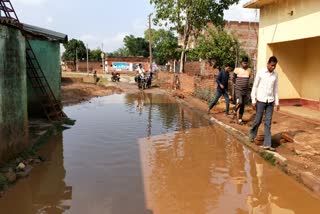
[0,133,72,214]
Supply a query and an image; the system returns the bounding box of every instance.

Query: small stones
[16,163,26,171]
[16,166,33,178]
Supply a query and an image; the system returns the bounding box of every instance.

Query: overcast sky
[11,0,259,52]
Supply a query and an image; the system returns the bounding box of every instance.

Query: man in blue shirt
[208,64,232,115]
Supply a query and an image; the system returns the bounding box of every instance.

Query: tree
[144,29,180,65]
[192,28,242,68]
[107,47,129,57]
[150,0,240,73]
[89,49,103,61]
[62,39,86,67]
[123,35,149,57]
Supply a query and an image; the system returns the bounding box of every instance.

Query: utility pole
[149,13,153,72]
[101,43,105,73]
[75,47,78,72]
[86,43,89,73]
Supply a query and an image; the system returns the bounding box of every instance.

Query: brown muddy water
[0,93,320,214]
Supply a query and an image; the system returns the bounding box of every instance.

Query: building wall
[302,37,320,101]
[0,25,29,162]
[224,21,259,66]
[257,0,320,69]
[63,61,103,73]
[256,0,320,103]
[106,57,150,72]
[269,39,304,99]
[28,40,61,115]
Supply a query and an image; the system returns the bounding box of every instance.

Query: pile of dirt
[62,82,122,106]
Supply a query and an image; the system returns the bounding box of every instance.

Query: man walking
[249,56,279,151]
[233,57,252,125]
[208,64,232,115]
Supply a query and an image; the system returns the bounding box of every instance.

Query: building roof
[0,18,68,43]
[243,0,276,9]
[22,23,68,43]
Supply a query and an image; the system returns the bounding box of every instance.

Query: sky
[11,0,259,52]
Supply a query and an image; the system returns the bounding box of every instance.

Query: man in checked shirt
[249,56,280,152]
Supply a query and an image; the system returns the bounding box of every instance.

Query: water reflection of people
[247,154,295,214]
[136,91,145,113]
[0,133,72,214]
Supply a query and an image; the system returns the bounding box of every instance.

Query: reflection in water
[0,93,319,214]
[139,126,320,214]
[0,134,72,214]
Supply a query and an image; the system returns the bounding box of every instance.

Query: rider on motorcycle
[135,64,145,83]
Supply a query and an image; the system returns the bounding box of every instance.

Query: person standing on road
[249,56,279,151]
[207,64,232,115]
[232,57,252,125]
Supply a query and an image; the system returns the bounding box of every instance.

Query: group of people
[208,56,279,152]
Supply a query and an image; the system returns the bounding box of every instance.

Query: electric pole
[149,13,153,72]
[75,47,78,72]
[101,43,105,73]
[86,43,89,73]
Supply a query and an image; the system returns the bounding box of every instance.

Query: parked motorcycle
[111,72,120,82]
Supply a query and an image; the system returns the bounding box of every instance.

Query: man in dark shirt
[208,64,232,115]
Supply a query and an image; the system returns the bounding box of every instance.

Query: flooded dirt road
[0,93,320,214]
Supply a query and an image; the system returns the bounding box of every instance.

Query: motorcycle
[111,72,120,82]
[146,72,153,88]
[135,73,147,89]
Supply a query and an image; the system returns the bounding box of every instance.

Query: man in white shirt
[249,56,280,151]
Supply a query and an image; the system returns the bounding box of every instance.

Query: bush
[193,88,216,103]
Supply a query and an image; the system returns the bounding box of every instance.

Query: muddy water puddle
[0,93,320,214]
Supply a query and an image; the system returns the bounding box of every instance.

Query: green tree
[89,49,103,61]
[192,28,242,68]
[62,39,86,66]
[144,29,180,65]
[123,35,149,57]
[150,0,240,73]
[107,47,130,57]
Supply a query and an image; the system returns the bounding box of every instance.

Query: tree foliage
[123,35,149,57]
[107,47,130,57]
[144,29,180,65]
[62,39,87,63]
[190,28,243,68]
[89,49,103,61]
[150,0,240,72]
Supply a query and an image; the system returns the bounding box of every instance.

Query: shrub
[193,88,216,103]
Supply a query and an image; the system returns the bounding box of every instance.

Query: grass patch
[260,151,277,166]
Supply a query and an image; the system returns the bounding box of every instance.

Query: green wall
[27,40,61,115]
[0,25,29,162]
